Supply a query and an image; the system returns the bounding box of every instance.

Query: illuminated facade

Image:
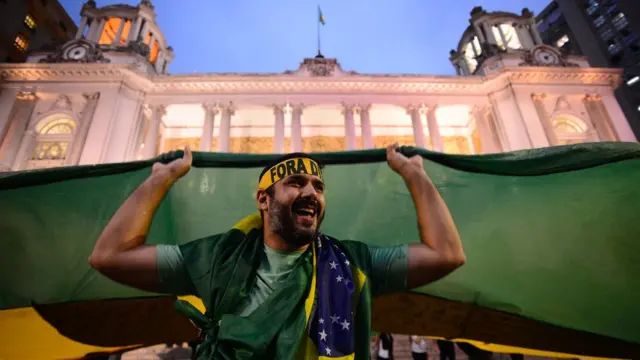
[0,2,636,173]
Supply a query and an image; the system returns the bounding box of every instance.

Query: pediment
[283,56,358,77]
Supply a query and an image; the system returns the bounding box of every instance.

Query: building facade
[0,0,77,63]
[0,1,636,174]
[536,0,640,138]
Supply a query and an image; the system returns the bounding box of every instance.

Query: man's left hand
[386,143,424,176]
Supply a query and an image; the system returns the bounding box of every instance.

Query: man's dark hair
[258,152,324,196]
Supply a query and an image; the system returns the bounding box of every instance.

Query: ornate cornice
[0,64,623,97]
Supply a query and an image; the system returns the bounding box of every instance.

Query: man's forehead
[285,173,324,184]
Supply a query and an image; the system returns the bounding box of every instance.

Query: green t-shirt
[156,241,408,317]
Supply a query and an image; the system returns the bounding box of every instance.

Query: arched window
[552,117,590,145]
[31,117,76,162]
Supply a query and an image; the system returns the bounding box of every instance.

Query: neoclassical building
[0,2,636,173]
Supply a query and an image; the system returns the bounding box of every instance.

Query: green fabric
[156,243,408,302]
[1,143,640,352]
[174,228,373,360]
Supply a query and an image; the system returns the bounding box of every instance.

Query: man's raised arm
[88,147,192,293]
[385,144,466,290]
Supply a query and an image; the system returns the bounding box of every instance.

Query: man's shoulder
[325,236,373,269]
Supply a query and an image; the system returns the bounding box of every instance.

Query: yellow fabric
[0,307,137,360]
[428,336,624,360]
[258,157,323,191]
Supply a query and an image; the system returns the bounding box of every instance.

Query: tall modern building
[0,0,77,63]
[537,0,640,139]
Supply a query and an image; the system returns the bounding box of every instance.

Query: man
[89,143,466,360]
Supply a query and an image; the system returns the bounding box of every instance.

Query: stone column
[583,94,617,142]
[529,18,543,45]
[470,105,501,154]
[65,93,100,166]
[0,89,18,142]
[341,102,357,150]
[200,103,218,152]
[89,17,106,42]
[273,104,285,154]
[76,16,88,39]
[113,18,125,45]
[11,130,36,171]
[599,92,637,142]
[128,17,143,44]
[531,93,559,146]
[139,20,149,42]
[291,104,304,152]
[217,102,234,153]
[0,91,38,170]
[482,22,497,45]
[516,24,534,49]
[356,104,373,149]
[424,105,443,152]
[142,104,166,159]
[407,105,426,148]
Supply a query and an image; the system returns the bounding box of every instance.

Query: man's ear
[256,189,269,212]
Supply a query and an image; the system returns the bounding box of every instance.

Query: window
[593,15,606,28]
[14,34,28,52]
[24,14,37,30]
[612,13,628,30]
[31,118,76,164]
[599,27,615,41]
[586,0,599,15]
[556,35,569,48]
[59,21,67,33]
[553,117,590,145]
[608,41,623,54]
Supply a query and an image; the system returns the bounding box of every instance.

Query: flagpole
[317,9,321,56]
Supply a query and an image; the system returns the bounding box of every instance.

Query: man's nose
[300,183,318,198]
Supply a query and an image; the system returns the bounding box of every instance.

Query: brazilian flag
[318,6,326,25]
[1,143,640,359]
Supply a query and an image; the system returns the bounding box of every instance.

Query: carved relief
[442,136,472,155]
[163,138,200,153]
[302,136,345,153]
[50,95,73,111]
[40,39,110,64]
[519,45,579,68]
[16,91,37,101]
[230,137,274,154]
[554,96,571,112]
[372,136,417,149]
[283,56,357,77]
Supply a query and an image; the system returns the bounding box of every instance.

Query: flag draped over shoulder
[1,143,640,359]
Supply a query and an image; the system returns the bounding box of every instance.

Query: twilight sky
[59,0,551,75]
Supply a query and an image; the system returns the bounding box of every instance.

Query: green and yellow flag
[318,5,326,25]
[1,143,640,359]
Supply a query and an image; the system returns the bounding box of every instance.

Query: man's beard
[268,197,324,248]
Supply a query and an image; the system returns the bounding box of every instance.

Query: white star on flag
[336,275,343,282]
[330,314,340,323]
[319,329,328,341]
[341,319,350,330]
[329,261,337,269]
[325,347,332,355]
[344,259,350,266]
[319,318,324,324]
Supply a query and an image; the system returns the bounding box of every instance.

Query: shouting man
[89,143,466,360]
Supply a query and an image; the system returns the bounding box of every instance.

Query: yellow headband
[258,157,323,191]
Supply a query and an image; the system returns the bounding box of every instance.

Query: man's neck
[263,228,310,253]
